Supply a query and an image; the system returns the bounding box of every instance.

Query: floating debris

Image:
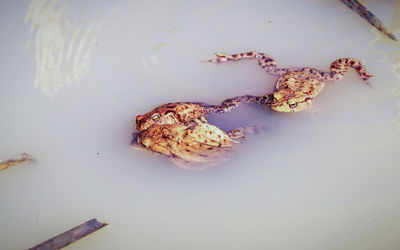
[28,218,108,250]
[340,0,398,41]
[0,153,32,172]
[153,42,166,52]
[167,25,177,34]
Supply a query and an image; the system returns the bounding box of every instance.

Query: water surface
[1,1,400,249]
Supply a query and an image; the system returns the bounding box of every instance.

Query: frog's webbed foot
[227,129,246,141]
[204,51,269,63]
[204,52,237,63]
[204,51,287,76]
[329,58,374,87]
[228,125,267,142]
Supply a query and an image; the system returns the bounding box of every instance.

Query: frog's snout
[136,115,144,124]
[136,115,144,121]
[135,115,145,130]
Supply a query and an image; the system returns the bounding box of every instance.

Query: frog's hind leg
[205,51,288,76]
[329,58,374,86]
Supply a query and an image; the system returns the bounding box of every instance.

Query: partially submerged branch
[0,153,32,171]
[340,0,398,41]
[28,218,108,250]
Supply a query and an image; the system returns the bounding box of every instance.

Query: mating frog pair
[132,51,373,169]
[132,102,259,169]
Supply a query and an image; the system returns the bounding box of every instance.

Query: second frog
[207,51,373,112]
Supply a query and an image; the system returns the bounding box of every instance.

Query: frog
[133,102,261,169]
[206,51,373,112]
[133,123,250,169]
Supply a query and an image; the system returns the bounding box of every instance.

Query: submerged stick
[28,218,108,250]
[340,0,398,41]
[0,153,32,171]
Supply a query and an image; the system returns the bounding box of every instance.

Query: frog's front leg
[205,51,290,76]
[204,95,267,114]
[329,58,374,86]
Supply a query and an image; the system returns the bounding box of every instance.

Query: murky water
[1,1,400,249]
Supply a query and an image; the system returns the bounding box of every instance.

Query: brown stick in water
[340,0,398,41]
[0,153,32,171]
[28,218,108,250]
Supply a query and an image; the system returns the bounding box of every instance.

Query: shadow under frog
[132,101,260,169]
[206,51,374,112]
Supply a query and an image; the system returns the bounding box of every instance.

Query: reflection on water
[24,0,102,98]
[368,0,400,128]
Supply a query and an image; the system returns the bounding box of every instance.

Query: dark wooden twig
[340,0,398,41]
[28,218,108,250]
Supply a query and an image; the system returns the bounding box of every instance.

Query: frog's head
[135,104,181,131]
[266,91,312,112]
[136,110,180,131]
[135,102,207,131]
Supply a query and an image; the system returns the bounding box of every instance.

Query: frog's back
[167,102,208,121]
[137,123,236,169]
[276,71,325,97]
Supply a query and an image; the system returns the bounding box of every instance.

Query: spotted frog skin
[207,51,373,112]
[135,101,242,132]
[133,102,258,169]
[133,123,249,169]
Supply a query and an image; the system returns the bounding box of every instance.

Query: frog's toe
[203,52,234,63]
[228,125,267,141]
[227,129,246,140]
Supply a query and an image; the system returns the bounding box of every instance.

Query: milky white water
[1,1,400,249]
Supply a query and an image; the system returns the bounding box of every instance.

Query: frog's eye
[151,114,161,122]
[288,100,298,109]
